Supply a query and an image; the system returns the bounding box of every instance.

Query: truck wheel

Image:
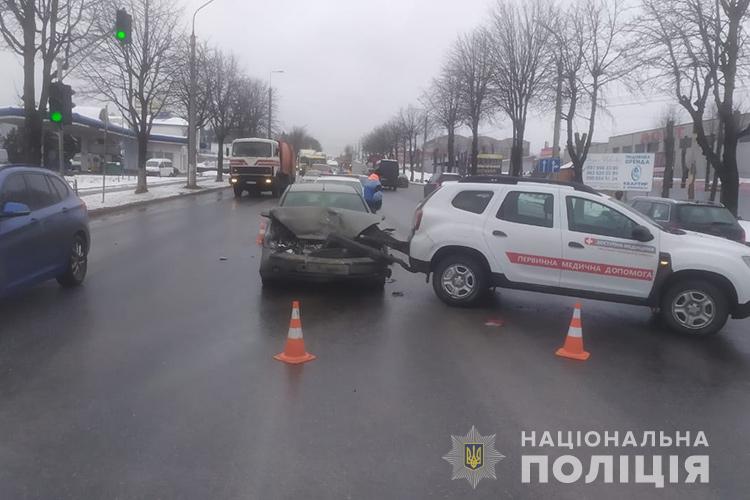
[660,279,729,336]
[432,254,488,307]
[233,185,243,198]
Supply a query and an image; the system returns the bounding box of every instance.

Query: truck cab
[229,138,295,198]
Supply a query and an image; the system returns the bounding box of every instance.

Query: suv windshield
[232,142,272,157]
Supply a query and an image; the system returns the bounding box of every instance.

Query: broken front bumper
[260,249,389,282]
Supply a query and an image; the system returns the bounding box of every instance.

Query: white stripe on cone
[288,327,303,340]
[291,307,300,320]
[567,325,583,338]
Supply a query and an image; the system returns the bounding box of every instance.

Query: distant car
[423,172,461,198]
[630,197,745,244]
[258,183,392,288]
[145,158,176,177]
[0,165,90,298]
[313,175,364,195]
[299,169,324,183]
[375,159,400,190]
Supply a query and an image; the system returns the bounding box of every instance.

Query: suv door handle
[568,241,584,249]
[492,230,507,237]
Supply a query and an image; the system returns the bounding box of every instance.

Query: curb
[87,184,230,217]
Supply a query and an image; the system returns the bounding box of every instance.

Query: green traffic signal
[50,111,63,123]
[116,30,126,41]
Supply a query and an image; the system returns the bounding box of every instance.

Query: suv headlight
[743,256,750,269]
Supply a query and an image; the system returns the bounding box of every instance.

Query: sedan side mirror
[1,201,31,217]
[632,225,654,242]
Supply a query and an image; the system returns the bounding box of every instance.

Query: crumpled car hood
[269,207,381,240]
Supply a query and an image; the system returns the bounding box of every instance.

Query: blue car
[0,165,90,297]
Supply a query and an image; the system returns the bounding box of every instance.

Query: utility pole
[57,58,65,174]
[267,86,272,139]
[188,0,218,189]
[552,58,563,160]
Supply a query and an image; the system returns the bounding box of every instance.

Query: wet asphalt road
[1,183,749,499]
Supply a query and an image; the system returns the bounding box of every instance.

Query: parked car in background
[423,172,461,198]
[375,159,400,190]
[145,158,177,177]
[630,197,745,244]
[0,165,90,298]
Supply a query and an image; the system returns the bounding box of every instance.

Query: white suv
[408,178,750,336]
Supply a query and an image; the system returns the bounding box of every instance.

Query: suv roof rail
[459,175,601,195]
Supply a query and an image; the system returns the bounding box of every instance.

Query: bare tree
[425,69,462,172]
[636,0,750,215]
[234,77,269,138]
[547,0,629,182]
[175,38,212,131]
[207,50,240,183]
[490,0,554,176]
[398,106,423,180]
[449,29,494,175]
[80,0,181,193]
[0,0,94,164]
[280,126,322,154]
[659,106,679,198]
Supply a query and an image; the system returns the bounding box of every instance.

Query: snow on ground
[65,174,183,192]
[79,176,228,213]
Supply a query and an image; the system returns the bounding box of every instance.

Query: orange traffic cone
[555,303,590,361]
[274,301,316,364]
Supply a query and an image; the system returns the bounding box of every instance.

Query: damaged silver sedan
[258,205,407,288]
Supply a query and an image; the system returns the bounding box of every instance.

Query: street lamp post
[188,0,218,189]
[268,70,284,139]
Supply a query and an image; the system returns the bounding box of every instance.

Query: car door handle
[568,241,584,249]
[61,207,69,213]
[492,230,507,237]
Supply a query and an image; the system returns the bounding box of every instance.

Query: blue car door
[0,173,44,290]
[22,173,65,276]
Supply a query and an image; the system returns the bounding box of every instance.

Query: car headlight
[744,256,750,269]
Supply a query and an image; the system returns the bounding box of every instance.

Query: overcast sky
[0,0,693,156]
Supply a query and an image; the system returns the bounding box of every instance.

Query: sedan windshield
[281,191,368,212]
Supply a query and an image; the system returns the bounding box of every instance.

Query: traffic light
[49,82,73,125]
[115,9,132,43]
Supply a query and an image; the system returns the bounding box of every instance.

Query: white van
[145,158,176,177]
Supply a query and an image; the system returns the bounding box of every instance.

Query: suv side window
[497,191,554,228]
[48,176,71,200]
[0,174,30,207]
[650,203,671,222]
[451,190,493,214]
[23,173,59,210]
[566,196,638,239]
